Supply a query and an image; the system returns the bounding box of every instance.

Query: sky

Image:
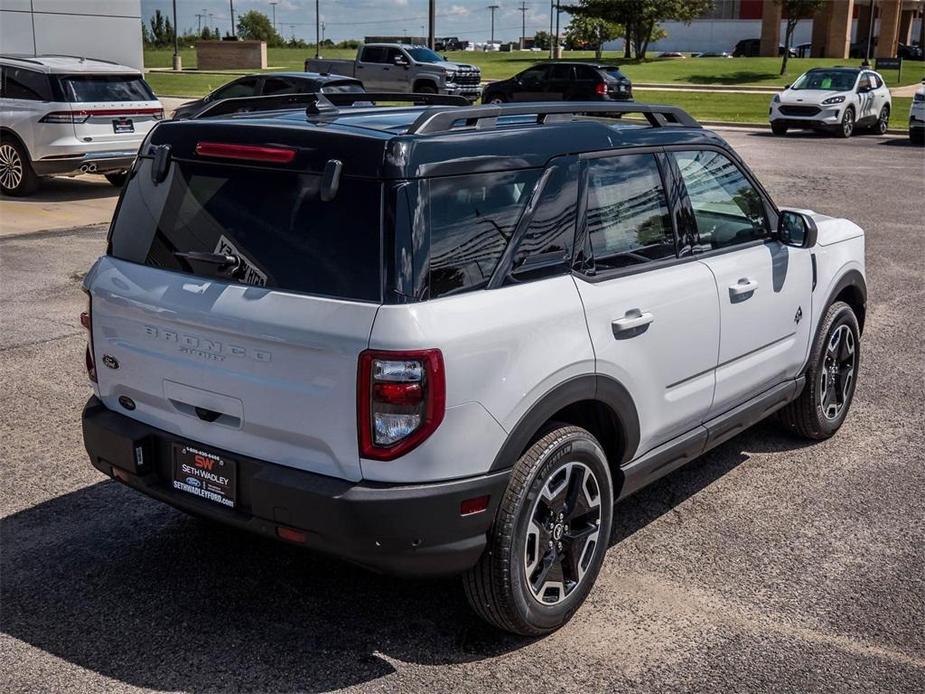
[140,0,567,44]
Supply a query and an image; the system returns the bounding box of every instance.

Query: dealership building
[0,0,143,70]
[621,0,924,57]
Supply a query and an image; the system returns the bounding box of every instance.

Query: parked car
[696,51,733,58]
[172,72,365,120]
[769,67,891,137]
[81,97,866,636]
[306,44,481,101]
[910,81,925,144]
[657,51,686,59]
[481,62,633,104]
[732,38,797,57]
[897,43,924,61]
[0,55,163,196]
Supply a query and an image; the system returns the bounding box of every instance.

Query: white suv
[910,81,924,145]
[80,97,867,635]
[0,55,163,196]
[770,67,891,137]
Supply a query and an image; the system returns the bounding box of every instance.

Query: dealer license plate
[172,444,237,508]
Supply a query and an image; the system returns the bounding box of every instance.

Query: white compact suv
[0,55,163,196]
[910,81,924,145]
[81,96,867,636]
[770,66,891,137]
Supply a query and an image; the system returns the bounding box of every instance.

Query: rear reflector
[460,495,490,516]
[195,141,296,164]
[276,526,308,544]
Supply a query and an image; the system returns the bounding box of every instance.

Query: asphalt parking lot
[1,128,923,693]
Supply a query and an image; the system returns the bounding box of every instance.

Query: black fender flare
[489,374,640,472]
[823,268,867,333]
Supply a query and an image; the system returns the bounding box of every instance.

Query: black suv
[172,72,365,120]
[482,62,632,104]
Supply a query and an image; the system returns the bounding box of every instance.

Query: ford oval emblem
[185,477,202,488]
[102,354,119,369]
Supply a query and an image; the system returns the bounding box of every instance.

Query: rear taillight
[40,111,90,124]
[153,108,165,120]
[358,349,445,461]
[80,289,96,383]
[595,82,607,96]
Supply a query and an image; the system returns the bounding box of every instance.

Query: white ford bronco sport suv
[81,94,866,636]
[0,55,163,196]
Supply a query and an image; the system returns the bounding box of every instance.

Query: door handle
[612,309,654,339]
[729,278,759,299]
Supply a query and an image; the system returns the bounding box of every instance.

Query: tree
[236,10,284,47]
[533,30,552,51]
[776,0,826,75]
[565,15,623,59]
[566,0,714,60]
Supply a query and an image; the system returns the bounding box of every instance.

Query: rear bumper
[33,151,137,176]
[81,397,509,577]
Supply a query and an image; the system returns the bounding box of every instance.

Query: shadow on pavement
[1,421,812,691]
[8,176,119,204]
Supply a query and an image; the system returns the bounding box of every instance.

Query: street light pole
[315,0,321,58]
[270,1,278,33]
[864,0,876,65]
[519,2,528,50]
[554,0,560,59]
[229,0,236,38]
[171,0,181,70]
[489,4,499,45]
[428,0,436,49]
[549,0,554,59]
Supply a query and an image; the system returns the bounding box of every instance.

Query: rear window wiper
[173,251,242,278]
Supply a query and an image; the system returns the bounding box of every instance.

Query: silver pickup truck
[306,44,481,102]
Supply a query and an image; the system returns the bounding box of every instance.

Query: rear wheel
[463,425,613,636]
[771,122,788,136]
[485,93,506,104]
[105,171,128,188]
[778,301,860,439]
[0,138,39,196]
[874,105,890,134]
[837,107,855,138]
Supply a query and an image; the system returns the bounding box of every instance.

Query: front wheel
[463,425,613,636]
[484,94,506,105]
[414,83,437,95]
[837,107,855,138]
[778,301,860,439]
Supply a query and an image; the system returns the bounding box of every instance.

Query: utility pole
[315,0,321,58]
[554,0,560,59]
[519,2,528,49]
[229,0,236,38]
[428,0,436,49]
[864,0,877,66]
[488,4,499,45]
[195,13,203,34]
[270,1,278,33]
[549,0,554,59]
[171,0,181,70]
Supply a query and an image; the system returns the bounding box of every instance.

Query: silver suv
[81,97,867,635]
[0,55,163,195]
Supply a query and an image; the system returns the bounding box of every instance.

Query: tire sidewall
[839,107,855,138]
[0,139,30,196]
[806,303,860,435]
[505,431,613,632]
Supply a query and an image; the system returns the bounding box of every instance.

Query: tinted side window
[214,77,259,99]
[673,150,769,251]
[261,77,299,95]
[386,48,405,63]
[2,67,52,101]
[510,160,579,281]
[360,47,386,63]
[519,66,548,83]
[585,154,675,271]
[550,65,573,80]
[428,170,540,298]
[576,66,600,81]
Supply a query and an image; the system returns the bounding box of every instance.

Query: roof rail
[193,91,470,119]
[407,102,700,135]
[0,54,44,65]
[38,54,124,65]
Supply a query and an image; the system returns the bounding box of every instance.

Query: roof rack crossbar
[407,102,699,134]
[193,91,470,120]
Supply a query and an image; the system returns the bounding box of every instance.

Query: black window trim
[570,143,782,284]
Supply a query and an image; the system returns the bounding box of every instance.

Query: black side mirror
[778,210,817,248]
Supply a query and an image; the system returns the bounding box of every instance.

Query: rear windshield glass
[110,160,382,301]
[427,170,539,298]
[58,74,155,102]
[603,68,626,80]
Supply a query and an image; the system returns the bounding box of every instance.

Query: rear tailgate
[56,73,162,146]
[90,124,385,481]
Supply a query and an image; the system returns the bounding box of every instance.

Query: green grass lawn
[145,46,925,87]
